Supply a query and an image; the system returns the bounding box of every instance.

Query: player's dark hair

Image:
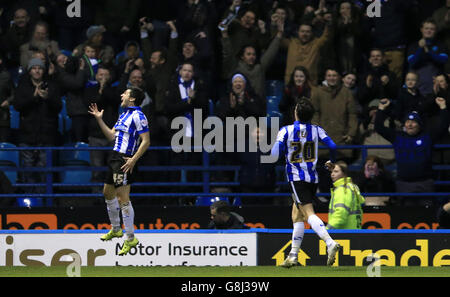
[210,200,231,214]
[129,86,145,106]
[295,97,315,123]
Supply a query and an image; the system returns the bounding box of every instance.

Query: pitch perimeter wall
[0,229,449,267]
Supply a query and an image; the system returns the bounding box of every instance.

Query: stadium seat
[265,80,284,120]
[61,49,72,57]
[266,95,282,118]
[10,105,20,129]
[231,197,242,206]
[208,99,214,116]
[60,167,92,184]
[0,142,19,183]
[195,196,230,206]
[16,197,44,208]
[59,142,92,184]
[115,50,144,65]
[58,97,72,136]
[8,66,25,87]
[59,142,90,165]
[266,80,284,98]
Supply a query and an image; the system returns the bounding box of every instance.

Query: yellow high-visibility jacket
[328,177,365,229]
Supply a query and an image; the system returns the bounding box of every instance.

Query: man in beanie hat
[13,57,61,193]
[404,111,423,135]
[27,57,45,71]
[375,97,449,206]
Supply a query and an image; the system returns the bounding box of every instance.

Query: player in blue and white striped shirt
[89,86,150,256]
[271,98,340,267]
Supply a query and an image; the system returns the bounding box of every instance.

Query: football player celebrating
[271,98,341,266]
[89,86,150,255]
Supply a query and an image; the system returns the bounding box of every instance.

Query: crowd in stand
[0,0,449,208]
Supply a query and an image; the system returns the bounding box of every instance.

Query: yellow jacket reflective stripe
[328,177,365,229]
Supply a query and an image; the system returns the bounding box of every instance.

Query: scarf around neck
[178,76,195,137]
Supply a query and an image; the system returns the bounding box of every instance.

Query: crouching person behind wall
[208,200,249,229]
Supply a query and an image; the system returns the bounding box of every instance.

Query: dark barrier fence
[1,144,450,206]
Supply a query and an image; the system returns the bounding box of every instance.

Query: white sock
[105,198,121,232]
[289,222,305,257]
[308,215,334,248]
[120,201,135,240]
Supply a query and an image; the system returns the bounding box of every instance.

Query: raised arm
[431,97,449,142]
[260,20,283,72]
[88,103,115,142]
[374,99,396,143]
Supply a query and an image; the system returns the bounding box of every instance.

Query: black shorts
[105,151,138,188]
[289,180,318,206]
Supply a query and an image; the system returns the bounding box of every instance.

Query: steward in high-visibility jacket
[327,177,365,229]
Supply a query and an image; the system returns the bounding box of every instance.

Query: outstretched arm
[322,136,337,163]
[431,97,449,142]
[88,103,116,142]
[374,99,396,143]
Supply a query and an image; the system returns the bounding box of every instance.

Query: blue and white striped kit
[113,106,149,156]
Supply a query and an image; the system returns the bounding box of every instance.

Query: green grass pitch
[0,266,449,277]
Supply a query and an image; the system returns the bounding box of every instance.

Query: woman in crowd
[354,155,396,206]
[278,66,313,126]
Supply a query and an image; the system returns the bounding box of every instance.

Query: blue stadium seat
[231,197,242,206]
[59,142,92,184]
[0,142,19,183]
[266,95,282,118]
[58,113,64,135]
[195,196,230,206]
[208,99,214,116]
[266,80,284,120]
[115,50,144,64]
[16,197,44,208]
[64,115,72,132]
[8,67,24,87]
[58,97,72,136]
[59,142,90,166]
[60,167,92,184]
[115,51,126,64]
[266,80,284,98]
[61,49,72,57]
[10,105,20,129]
